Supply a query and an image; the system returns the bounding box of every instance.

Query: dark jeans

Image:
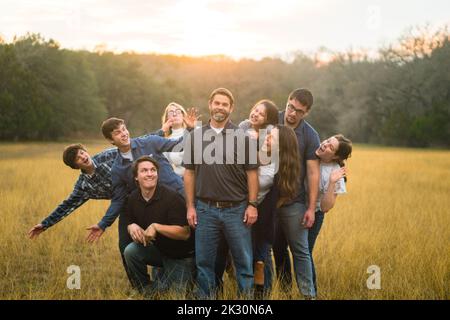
[123,242,195,294]
[273,210,325,293]
[272,220,292,288]
[118,213,134,286]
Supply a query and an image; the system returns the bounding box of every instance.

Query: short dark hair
[62,143,86,169]
[209,87,234,106]
[101,117,125,140]
[288,88,314,110]
[132,156,160,179]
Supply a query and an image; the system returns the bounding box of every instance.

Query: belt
[198,198,243,209]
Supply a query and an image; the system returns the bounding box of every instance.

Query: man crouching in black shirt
[123,155,195,297]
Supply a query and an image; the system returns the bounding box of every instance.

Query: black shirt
[124,184,194,259]
[182,121,259,202]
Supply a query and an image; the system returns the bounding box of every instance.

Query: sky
[1,0,449,60]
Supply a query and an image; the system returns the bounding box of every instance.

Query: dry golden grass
[0,142,448,300]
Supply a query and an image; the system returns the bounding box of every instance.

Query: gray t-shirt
[182,121,259,202]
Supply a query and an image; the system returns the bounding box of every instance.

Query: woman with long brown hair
[251,124,301,297]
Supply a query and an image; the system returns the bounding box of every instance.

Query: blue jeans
[195,200,253,299]
[118,213,134,286]
[308,210,325,293]
[276,202,316,297]
[124,242,195,294]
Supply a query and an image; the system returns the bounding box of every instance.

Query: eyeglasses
[286,103,306,116]
[167,109,183,117]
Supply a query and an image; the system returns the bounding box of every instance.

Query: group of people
[28,87,352,300]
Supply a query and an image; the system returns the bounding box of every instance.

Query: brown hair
[333,134,352,167]
[288,88,314,110]
[62,143,86,169]
[209,87,234,106]
[250,99,279,128]
[132,156,160,180]
[275,125,301,208]
[161,102,188,137]
[101,117,125,140]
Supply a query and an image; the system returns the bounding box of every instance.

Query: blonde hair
[161,102,187,137]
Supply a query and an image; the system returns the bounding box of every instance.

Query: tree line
[0,26,448,147]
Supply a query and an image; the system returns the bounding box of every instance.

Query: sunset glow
[1,0,449,59]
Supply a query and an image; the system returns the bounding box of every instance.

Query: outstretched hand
[28,224,45,239]
[184,107,201,129]
[86,224,104,243]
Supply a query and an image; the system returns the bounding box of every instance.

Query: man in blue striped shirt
[28,144,118,242]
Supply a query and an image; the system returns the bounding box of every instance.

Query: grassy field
[0,142,449,300]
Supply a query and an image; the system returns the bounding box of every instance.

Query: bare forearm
[320,181,337,213]
[307,160,320,211]
[184,169,196,208]
[246,169,259,201]
[153,224,190,241]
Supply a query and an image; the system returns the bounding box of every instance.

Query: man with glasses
[272,88,320,299]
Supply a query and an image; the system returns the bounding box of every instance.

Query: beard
[211,110,229,122]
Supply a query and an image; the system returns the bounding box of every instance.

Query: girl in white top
[309,134,352,293]
[238,99,279,204]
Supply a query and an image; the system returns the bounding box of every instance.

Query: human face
[135,161,158,191]
[74,149,93,171]
[249,104,267,129]
[109,124,130,149]
[209,94,233,124]
[316,136,339,162]
[261,127,279,154]
[166,105,184,127]
[284,98,309,128]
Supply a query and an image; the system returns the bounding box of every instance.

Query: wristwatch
[247,200,258,208]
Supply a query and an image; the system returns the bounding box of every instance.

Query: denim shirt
[98,134,184,230]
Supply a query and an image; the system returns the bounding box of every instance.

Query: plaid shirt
[40,148,118,229]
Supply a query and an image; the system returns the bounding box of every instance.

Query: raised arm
[320,167,346,213]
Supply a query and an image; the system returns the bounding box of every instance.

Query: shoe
[254,261,264,286]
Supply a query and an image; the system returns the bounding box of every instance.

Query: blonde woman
[157,102,199,177]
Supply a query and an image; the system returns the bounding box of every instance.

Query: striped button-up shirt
[40,148,118,229]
